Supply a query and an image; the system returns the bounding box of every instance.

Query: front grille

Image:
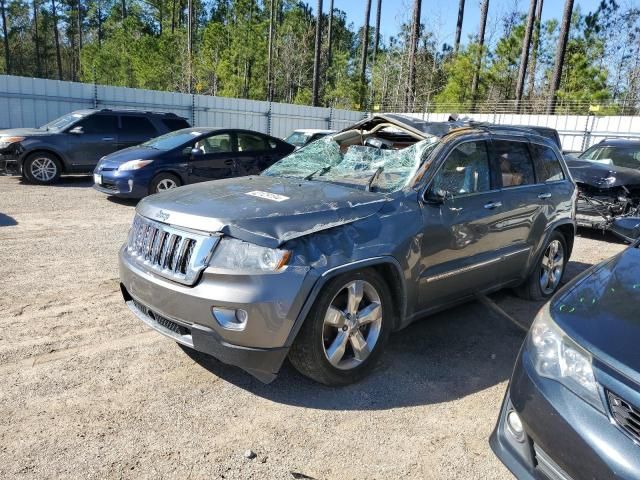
[126,214,219,285]
[607,390,640,444]
[534,444,574,480]
[101,181,118,191]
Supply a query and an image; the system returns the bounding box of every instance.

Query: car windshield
[263,135,439,193]
[141,129,208,150]
[579,145,640,169]
[284,131,312,147]
[41,112,87,131]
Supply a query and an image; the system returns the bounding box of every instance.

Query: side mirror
[424,188,450,204]
[68,126,84,135]
[190,147,203,157]
[610,217,640,243]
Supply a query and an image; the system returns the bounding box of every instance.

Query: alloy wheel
[540,239,564,295]
[322,280,383,370]
[30,157,57,182]
[156,178,178,192]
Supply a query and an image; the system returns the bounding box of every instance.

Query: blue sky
[329,0,609,48]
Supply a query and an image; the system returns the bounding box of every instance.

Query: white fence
[1,75,639,152]
[0,75,363,138]
[404,112,640,152]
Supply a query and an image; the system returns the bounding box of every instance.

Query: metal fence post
[581,112,594,151]
[93,66,98,109]
[328,106,333,130]
[191,93,196,126]
[267,102,272,136]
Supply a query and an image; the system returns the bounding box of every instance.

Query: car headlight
[207,238,290,274]
[528,304,602,409]
[118,159,153,171]
[0,136,25,149]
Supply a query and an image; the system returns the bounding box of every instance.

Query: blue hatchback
[93,128,295,198]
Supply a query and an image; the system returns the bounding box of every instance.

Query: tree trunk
[470,0,489,111]
[311,0,323,106]
[266,0,275,101]
[33,0,41,76]
[514,0,537,111]
[372,0,381,64]
[326,0,333,69]
[77,0,83,79]
[405,0,421,111]
[171,0,176,33]
[51,0,62,79]
[121,0,126,21]
[97,0,102,47]
[527,0,543,98]
[454,0,465,54]
[187,0,192,93]
[547,0,574,114]
[359,0,372,108]
[0,0,9,75]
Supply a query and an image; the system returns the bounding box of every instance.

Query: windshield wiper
[304,165,331,181]
[366,166,384,192]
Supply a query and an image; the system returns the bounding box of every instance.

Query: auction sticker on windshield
[246,191,289,202]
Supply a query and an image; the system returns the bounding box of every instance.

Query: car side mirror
[68,126,84,135]
[424,188,450,204]
[190,147,203,157]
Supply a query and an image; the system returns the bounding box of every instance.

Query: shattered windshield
[263,136,439,192]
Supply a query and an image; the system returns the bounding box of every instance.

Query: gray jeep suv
[118,114,577,385]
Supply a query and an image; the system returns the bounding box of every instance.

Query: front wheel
[23,153,62,184]
[288,269,392,385]
[515,232,568,301]
[149,173,181,195]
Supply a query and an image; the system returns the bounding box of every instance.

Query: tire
[515,231,568,301]
[23,152,62,185]
[288,269,392,386]
[149,173,181,195]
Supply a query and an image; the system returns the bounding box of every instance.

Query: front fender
[284,256,407,347]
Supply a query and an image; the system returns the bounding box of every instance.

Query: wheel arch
[22,149,67,173]
[285,257,407,347]
[527,219,576,278]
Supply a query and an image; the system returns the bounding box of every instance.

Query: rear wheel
[149,173,181,195]
[288,269,392,385]
[515,231,567,301]
[23,153,62,184]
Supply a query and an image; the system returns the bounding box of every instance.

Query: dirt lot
[0,175,628,479]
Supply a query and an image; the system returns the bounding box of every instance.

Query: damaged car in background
[566,139,640,238]
[118,114,576,385]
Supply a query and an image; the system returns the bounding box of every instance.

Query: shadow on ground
[0,212,17,227]
[576,227,627,245]
[19,175,94,188]
[184,299,525,411]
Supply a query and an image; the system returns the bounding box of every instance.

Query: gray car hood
[0,127,50,137]
[136,176,388,248]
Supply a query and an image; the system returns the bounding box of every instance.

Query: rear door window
[492,140,536,188]
[531,144,565,182]
[76,114,118,134]
[237,133,268,152]
[194,133,232,154]
[120,116,158,136]
[431,141,491,197]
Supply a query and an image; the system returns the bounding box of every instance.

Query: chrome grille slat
[125,214,220,285]
[608,390,640,443]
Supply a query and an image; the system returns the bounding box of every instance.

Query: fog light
[212,307,248,331]
[506,410,525,442]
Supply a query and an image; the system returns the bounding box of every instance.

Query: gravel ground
[0,175,628,479]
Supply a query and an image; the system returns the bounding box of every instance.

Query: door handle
[101,137,114,141]
[224,159,234,166]
[484,201,503,209]
[538,193,552,199]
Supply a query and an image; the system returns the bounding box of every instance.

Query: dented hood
[136,176,388,248]
[566,157,640,188]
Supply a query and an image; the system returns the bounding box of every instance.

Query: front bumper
[490,351,640,480]
[94,169,150,198]
[119,245,316,382]
[0,154,19,175]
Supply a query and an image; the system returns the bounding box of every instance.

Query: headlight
[0,136,25,148]
[528,305,602,409]
[207,238,290,274]
[602,176,616,185]
[118,159,153,171]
